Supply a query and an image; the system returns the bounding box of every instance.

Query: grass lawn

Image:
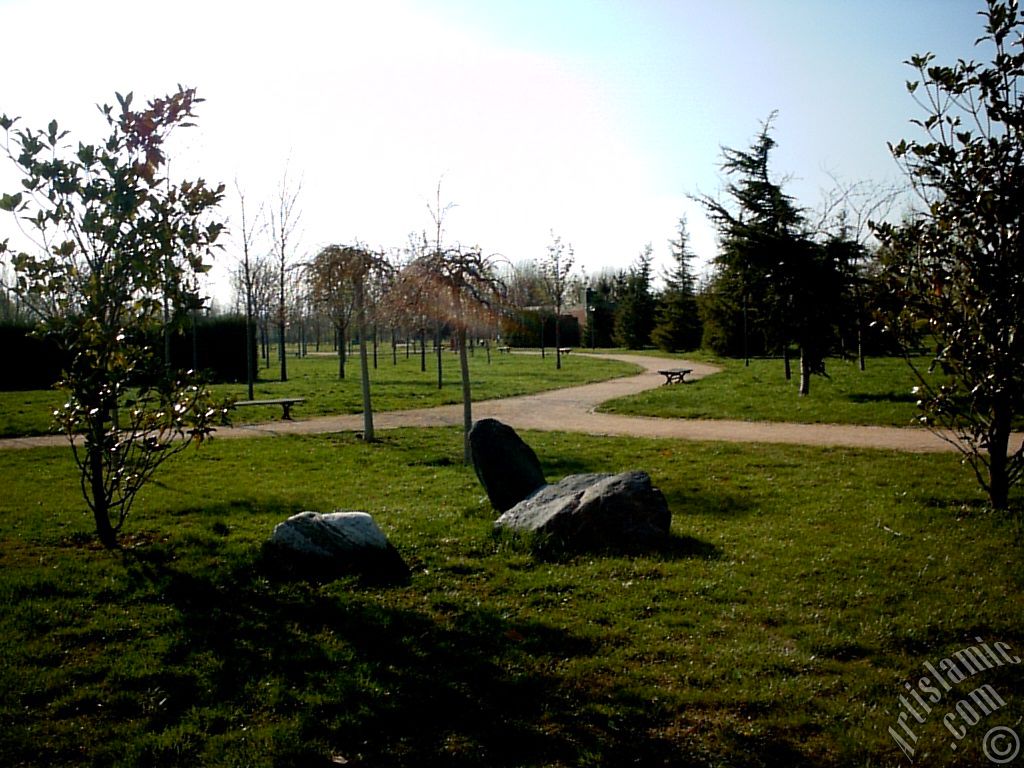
[0,349,640,437]
[1,428,1021,766]
[600,355,936,427]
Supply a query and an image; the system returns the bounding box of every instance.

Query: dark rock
[267,511,410,584]
[494,471,671,553]
[469,418,547,512]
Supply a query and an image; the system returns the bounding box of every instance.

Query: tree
[652,216,702,352]
[540,231,576,368]
[613,245,656,349]
[307,244,391,441]
[306,244,356,379]
[698,114,842,394]
[233,181,265,400]
[270,169,302,382]
[816,176,901,369]
[394,246,504,463]
[873,0,1024,510]
[0,88,225,547]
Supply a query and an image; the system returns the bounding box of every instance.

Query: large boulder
[494,471,671,554]
[469,418,547,512]
[267,511,410,584]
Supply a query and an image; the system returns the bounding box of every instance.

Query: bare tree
[540,231,576,370]
[232,181,266,399]
[269,169,302,382]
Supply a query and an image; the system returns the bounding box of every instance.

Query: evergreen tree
[652,217,702,352]
[697,114,842,394]
[613,245,656,349]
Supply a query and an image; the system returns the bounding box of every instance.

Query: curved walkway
[1,353,1008,453]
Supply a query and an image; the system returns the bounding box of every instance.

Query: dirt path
[2,353,1007,453]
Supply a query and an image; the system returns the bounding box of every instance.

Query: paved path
[3,353,1012,453]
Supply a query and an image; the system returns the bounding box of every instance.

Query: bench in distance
[233,397,306,420]
[657,368,693,385]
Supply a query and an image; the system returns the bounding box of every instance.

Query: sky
[0,0,989,306]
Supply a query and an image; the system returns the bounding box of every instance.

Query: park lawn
[0,350,640,437]
[600,355,937,427]
[0,427,1021,766]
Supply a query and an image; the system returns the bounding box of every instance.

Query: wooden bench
[657,368,693,385]
[558,347,572,356]
[233,397,306,420]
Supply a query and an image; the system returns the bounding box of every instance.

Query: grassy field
[1,428,1021,767]
[0,349,640,438]
[600,355,934,427]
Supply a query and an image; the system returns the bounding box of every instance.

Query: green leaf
[0,192,22,212]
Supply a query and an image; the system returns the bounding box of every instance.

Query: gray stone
[469,418,547,512]
[268,511,410,584]
[494,471,671,553]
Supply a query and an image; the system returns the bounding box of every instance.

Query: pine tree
[613,246,656,349]
[652,217,702,352]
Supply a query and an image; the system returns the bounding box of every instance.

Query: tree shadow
[119,548,711,767]
[847,391,916,404]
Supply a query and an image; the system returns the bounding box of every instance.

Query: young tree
[233,181,265,400]
[0,88,225,547]
[540,231,576,369]
[874,0,1024,509]
[307,244,391,441]
[270,169,302,382]
[652,216,702,352]
[394,246,504,463]
[613,245,656,349]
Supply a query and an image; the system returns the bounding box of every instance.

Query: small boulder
[469,418,547,512]
[268,511,410,584]
[494,471,671,554]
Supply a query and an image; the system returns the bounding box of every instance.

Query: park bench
[497,345,511,354]
[233,397,306,420]
[558,347,572,356]
[657,368,693,385]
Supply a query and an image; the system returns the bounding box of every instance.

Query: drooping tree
[394,246,504,462]
[873,0,1024,509]
[0,88,225,547]
[307,244,391,441]
[652,216,702,352]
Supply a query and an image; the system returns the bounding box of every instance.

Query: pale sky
[0,0,986,305]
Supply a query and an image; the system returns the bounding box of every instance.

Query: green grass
[1,429,1021,766]
[600,355,936,426]
[0,350,640,437]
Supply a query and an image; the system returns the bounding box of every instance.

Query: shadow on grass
[119,548,710,768]
[847,391,916,404]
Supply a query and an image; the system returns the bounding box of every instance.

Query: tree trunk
[336,322,347,379]
[355,279,374,442]
[457,327,473,464]
[87,428,117,549]
[436,323,443,390]
[798,347,811,397]
[245,296,255,400]
[555,309,562,370]
[783,346,791,381]
[278,318,288,382]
